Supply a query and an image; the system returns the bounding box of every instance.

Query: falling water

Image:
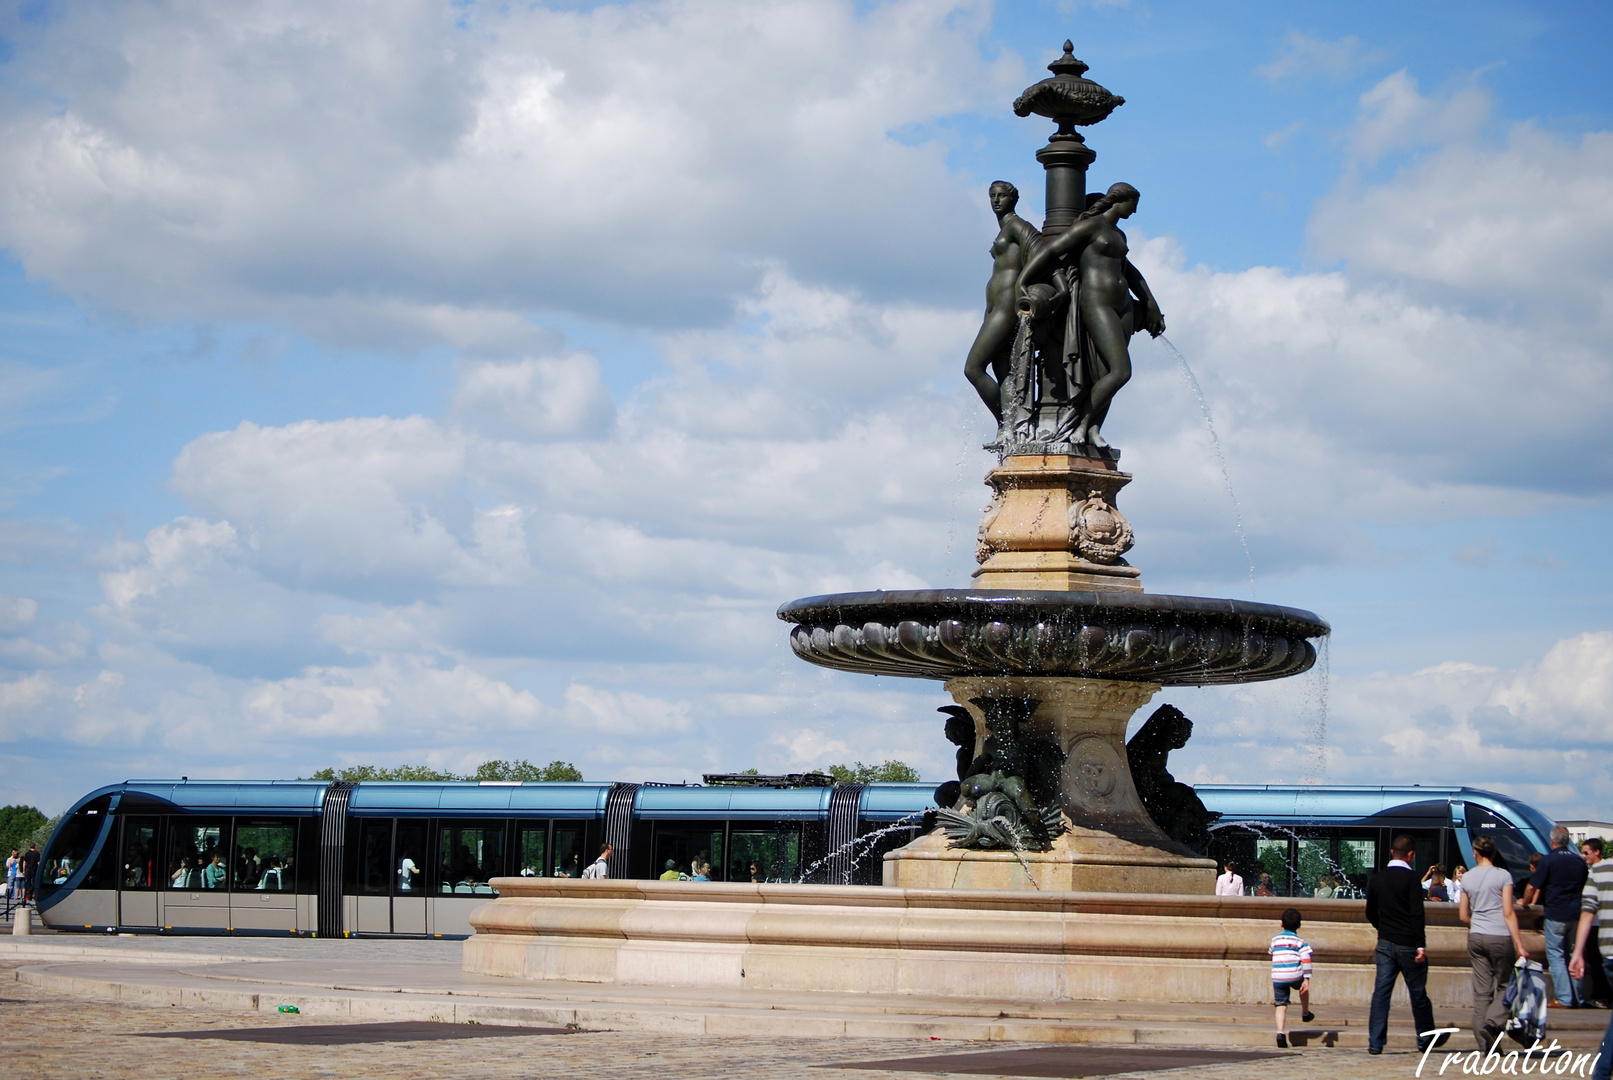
[1207,817,1361,898]
[1003,830,1043,891]
[1299,637,1332,787]
[795,811,929,885]
[1159,336,1257,599]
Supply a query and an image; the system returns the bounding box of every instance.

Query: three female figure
[965,180,1165,449]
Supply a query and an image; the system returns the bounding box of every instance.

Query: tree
[0,805,46,855]
[823,760,921,784]
[304,760,583,782]
[27,813,60,852]
[472,760,583,782]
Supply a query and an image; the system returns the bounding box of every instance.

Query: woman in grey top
[1460,836,1530,1050]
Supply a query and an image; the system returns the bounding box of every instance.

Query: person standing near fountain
[1531,825,1590,1007]
[1269,908,1314,1050]
[1460,835,1527,1051]
[1215,861,1243,897]
[1366,835,1441,1055]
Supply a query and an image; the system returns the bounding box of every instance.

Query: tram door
[117,816,160,928]
[353,819,394,933]
[230,819,298,933]
[393,821,427,935]
[160,819,231,930]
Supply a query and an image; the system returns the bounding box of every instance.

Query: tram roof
[1195,785,1554,835]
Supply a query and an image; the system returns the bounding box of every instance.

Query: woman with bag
[1460,836,1529,1049]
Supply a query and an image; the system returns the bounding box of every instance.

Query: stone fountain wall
[466,878,1525,1008]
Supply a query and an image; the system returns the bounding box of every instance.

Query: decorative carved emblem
[1063,734,1121,806]
[975,493,1006,564]
[1068,489,1134,564]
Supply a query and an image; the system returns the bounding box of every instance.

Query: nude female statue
[1016,182,1165,448]
[963,182,1042,421]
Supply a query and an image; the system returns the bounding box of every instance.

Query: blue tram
[36,778,1555,935]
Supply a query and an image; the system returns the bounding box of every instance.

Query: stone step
[15,961,1610,1050]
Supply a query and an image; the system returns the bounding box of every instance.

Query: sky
[0,0,1609,818]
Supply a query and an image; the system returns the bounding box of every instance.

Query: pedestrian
[1215,861,1244,896]
[1574,844,1613,1018]
[1569,839,1613,1080]
[1423,863,1450,902]
[4,849,16,899]
[1449,865,1466,905]
[1530,825,1590,1007]
[1254,872,1275,897]
[20,843,40,903]
[1580,839,1613,1007]
[1270,907,1315,1049]
[581,842,612,880]
[1460,835,1528,1050]
[659,859,681,881]
[1522,853,1543,907]
[1366,835,1444,1055]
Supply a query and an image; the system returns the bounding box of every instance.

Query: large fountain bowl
[778,590,1328,686]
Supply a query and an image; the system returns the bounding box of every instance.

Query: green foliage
[27,813,61,852]
[0,804,47,855]
[472,760,583,782]
[304,760,583,782]
[823,760,921,784]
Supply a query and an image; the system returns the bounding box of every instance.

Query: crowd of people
[3,844,40,906]
[1237,826,1613,1070]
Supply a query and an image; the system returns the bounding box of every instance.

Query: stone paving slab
[7,934,1611,1077]
[0,958,1601,1080]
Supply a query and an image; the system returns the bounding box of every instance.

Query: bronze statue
[963,182,1042,421]
[1125,705,1220,852]
[1015,182,1165,450]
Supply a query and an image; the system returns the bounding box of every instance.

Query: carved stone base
[973,454,1142,592]
[883,674,1216,893]
[882,827,1215,894]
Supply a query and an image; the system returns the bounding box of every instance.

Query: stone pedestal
[973,454,1141,592]
[465,880,1507,1008]
[884,675,1216,894]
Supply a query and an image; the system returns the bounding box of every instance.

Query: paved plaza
[1,932,1608,1079]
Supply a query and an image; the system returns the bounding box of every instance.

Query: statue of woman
[963,181,1042,421]
[1016,182,1165,448]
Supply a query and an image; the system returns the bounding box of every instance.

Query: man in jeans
[1532,825,1589,1007]
[1366,835,1442,1054]
[1569,839,1613,1080]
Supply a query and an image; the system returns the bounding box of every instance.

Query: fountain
[462,44,1409,1011]
[777,41,1326,894]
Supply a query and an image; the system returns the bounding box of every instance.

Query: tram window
[358,819,392,895]
[1254,839,1289,894]
[553,826,584,878]
[1295,839,1331,897]
[729,828,800,883]
[234,820,295,891]
[166,820,230,890]
[41,797,113,892]
[437,822,505,894]
[653,827,723,881]
[1466,804,1540,885]
[517,824,546,877]
[120,816,160,890]
[396,821,426,893]
[1336,839,1376,897]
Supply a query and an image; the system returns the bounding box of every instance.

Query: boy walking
[1271,907,1314,1049]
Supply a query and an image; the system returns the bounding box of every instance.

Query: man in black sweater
[1366,835,1441,1054]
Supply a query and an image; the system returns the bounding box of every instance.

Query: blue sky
[0,0,1608,817]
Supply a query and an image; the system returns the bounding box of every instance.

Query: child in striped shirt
[1271,907,1314,1049]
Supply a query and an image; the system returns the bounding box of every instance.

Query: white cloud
[1346,70,1490,165]
[452,355,614,440]
[0,0,1013,347]
[1257,31,1386,83]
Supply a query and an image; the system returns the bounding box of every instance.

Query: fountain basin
[778,590,1328,685]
